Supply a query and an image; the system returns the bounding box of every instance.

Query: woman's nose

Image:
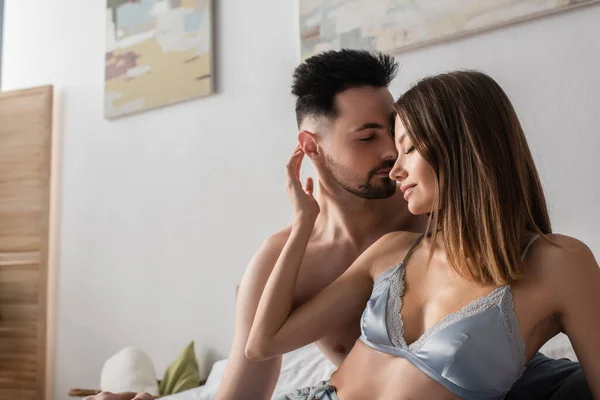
[389,159,406,182]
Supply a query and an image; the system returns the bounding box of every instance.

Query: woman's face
[389,116,437,215]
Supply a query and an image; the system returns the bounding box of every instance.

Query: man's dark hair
[291,49,398,127]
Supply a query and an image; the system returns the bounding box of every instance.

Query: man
[216,50,425,399]
[89,50,591,400]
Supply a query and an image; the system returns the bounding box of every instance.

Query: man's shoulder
[259,226,293,254]
[242,226,293,277]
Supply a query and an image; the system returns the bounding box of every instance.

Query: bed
[158,343,335,399]
[159,333,577,400]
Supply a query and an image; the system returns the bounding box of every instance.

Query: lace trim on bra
[385,266,526,365]
[499,288,527,375]
[385,262,408,348]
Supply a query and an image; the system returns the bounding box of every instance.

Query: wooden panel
[0,338,38,355]
[0,389,36,400]
[0,252,40,266]
[0,373,37,388]
[0,86,52,253]
[0,86,52,400]
[0,322,37,338]
[0,365,36,376]
[0,263,40,304]
[0,216,43,251]
[0,352,37,364]
[0,304,39,322]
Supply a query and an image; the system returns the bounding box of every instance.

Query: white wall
[0,0,4,88]
[3,0,300,398]
[2,1,599,399]
[387,7,600,252]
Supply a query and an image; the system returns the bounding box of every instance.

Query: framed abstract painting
[299,0,600,60]
[105,0,213,119]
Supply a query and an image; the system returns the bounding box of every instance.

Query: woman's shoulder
[529,234,594,266]
[524,234,600,330]
[522,233,598,289]
[373,230,422,252]
[365,231,422,276]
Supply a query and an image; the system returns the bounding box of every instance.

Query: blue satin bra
[359,234,540,400]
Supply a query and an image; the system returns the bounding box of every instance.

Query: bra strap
[401,233,425,264]
[521,234,541,261]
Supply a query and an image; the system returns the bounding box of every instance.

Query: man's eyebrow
[351,122,385,132]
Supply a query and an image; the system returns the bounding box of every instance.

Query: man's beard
[326,156,397,199]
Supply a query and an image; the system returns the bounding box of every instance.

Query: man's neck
[311,182,424,252]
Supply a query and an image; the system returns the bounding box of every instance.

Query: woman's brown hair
[395,70,551,285]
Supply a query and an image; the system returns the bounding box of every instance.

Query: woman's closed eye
[405,146,415,154]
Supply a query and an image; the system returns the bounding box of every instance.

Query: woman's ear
[298,130,320,159]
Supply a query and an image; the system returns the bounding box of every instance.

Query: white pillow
[539,333,578,361]
[192,344,336,400]
[274,344,336,396]
[100,347,160,396]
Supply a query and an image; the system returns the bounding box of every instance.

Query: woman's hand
[286,146,319,223]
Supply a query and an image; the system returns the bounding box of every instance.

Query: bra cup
[361,280,394,347]
[421,306,521,395]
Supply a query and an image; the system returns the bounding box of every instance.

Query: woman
[245,71,600,400]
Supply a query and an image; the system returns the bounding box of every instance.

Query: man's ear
[298,130,320,159]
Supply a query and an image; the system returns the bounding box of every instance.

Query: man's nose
[381,134,398,161]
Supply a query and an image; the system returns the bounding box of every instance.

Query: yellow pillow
[159,341,200,395]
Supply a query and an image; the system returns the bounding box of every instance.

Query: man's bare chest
[289,245,365,364]
[292,245,360,306]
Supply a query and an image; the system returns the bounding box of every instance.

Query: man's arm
[214,231,289,400]
[245,220,378,361]
[83,392,154,400]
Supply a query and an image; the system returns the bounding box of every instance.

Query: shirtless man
[215,50,424,399]
[87,51,590,400]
